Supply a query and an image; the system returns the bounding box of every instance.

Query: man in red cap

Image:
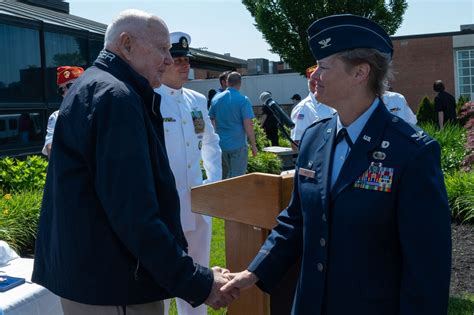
[42,66,84,157]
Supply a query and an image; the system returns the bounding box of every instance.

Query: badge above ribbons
[191,110,205,134]
[354,162,394,192]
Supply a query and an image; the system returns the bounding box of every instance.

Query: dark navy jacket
[32,50,213,306]
[248,103,452,314]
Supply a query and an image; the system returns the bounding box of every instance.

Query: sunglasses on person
[305,64,318,79]
[57,82,73,96]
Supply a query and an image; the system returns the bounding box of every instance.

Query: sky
[69,0,474,61]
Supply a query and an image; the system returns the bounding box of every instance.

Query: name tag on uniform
[298,167,315,178]
[354,162,394,192]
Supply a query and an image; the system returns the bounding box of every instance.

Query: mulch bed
[450,223,474,296]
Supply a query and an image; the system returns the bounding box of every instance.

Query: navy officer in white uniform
[154,31,222,315]
[222,14,451,315]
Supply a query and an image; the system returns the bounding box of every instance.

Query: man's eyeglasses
[57,82,73,96]
[305,65,318,79]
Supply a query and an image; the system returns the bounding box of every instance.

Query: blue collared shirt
[331,98,379,188]
[209,87,255,151]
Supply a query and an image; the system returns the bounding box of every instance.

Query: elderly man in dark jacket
[32,9,235,314]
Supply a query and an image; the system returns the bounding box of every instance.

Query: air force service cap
[170,31,193,58]
[307,14,393,61]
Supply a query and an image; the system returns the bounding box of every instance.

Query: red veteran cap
[57,66,84,85]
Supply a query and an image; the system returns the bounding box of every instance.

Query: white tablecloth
[0,258,63,315]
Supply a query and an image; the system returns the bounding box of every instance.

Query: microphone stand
[265,104,298,147]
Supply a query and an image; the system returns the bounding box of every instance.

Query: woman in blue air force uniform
[223,14,452,315]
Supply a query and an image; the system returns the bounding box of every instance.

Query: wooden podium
[191,172,297,315]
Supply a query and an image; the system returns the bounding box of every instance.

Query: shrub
[0,190,43,255]
[0,156,48,193]
[444,171,474,224]
[416,96,437,125]
[247,151,282,174]
[278,127,292,148]
[458,101,474,127]
[457,101,474,171]
[253,118,271,151]
[420,122,467,174]
[456,95,470,117]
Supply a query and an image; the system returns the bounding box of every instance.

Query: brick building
[391,26,474,111]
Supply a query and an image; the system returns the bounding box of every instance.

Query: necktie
[331,128,352,188]
[335,128,352,147]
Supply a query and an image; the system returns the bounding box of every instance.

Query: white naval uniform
[382,91,417,125]
[155,84,221,315]
[290,92,336,141]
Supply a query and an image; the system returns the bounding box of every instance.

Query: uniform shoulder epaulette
[390,116,435,146]
[306,112,336,130]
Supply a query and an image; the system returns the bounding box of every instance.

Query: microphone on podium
[259,92,295,129]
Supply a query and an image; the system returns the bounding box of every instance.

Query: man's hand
[205,266,240,309]
[250,144,258,157]
[220,270,258,294]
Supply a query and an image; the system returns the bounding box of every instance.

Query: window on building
[456,49,474,100]
[0,111,45,149]
[0,24,42,103]
[44,32,88,102]
[89,39,104,64]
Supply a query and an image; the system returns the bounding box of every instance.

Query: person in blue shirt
[222,14,452,315]
[209,71,257,179]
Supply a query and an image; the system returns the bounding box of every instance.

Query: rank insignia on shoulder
[354,162,393,192]
[411,130,426,141]
[163,117,176,122]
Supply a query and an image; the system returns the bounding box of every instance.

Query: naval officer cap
[169,31,193,58]
[307,14,393,61]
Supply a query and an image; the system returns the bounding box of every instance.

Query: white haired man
[32,9,236,315]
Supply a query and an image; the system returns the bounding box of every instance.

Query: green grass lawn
[168,218,474,314]
[169,218,227,315]
[448,295,474,315]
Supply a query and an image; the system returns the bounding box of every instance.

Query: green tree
[242,0,408,73]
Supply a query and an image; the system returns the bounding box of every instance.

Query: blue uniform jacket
[248,102,451,314]
[32,50,213,306]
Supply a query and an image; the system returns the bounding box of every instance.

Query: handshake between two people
[204,267,259,310]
